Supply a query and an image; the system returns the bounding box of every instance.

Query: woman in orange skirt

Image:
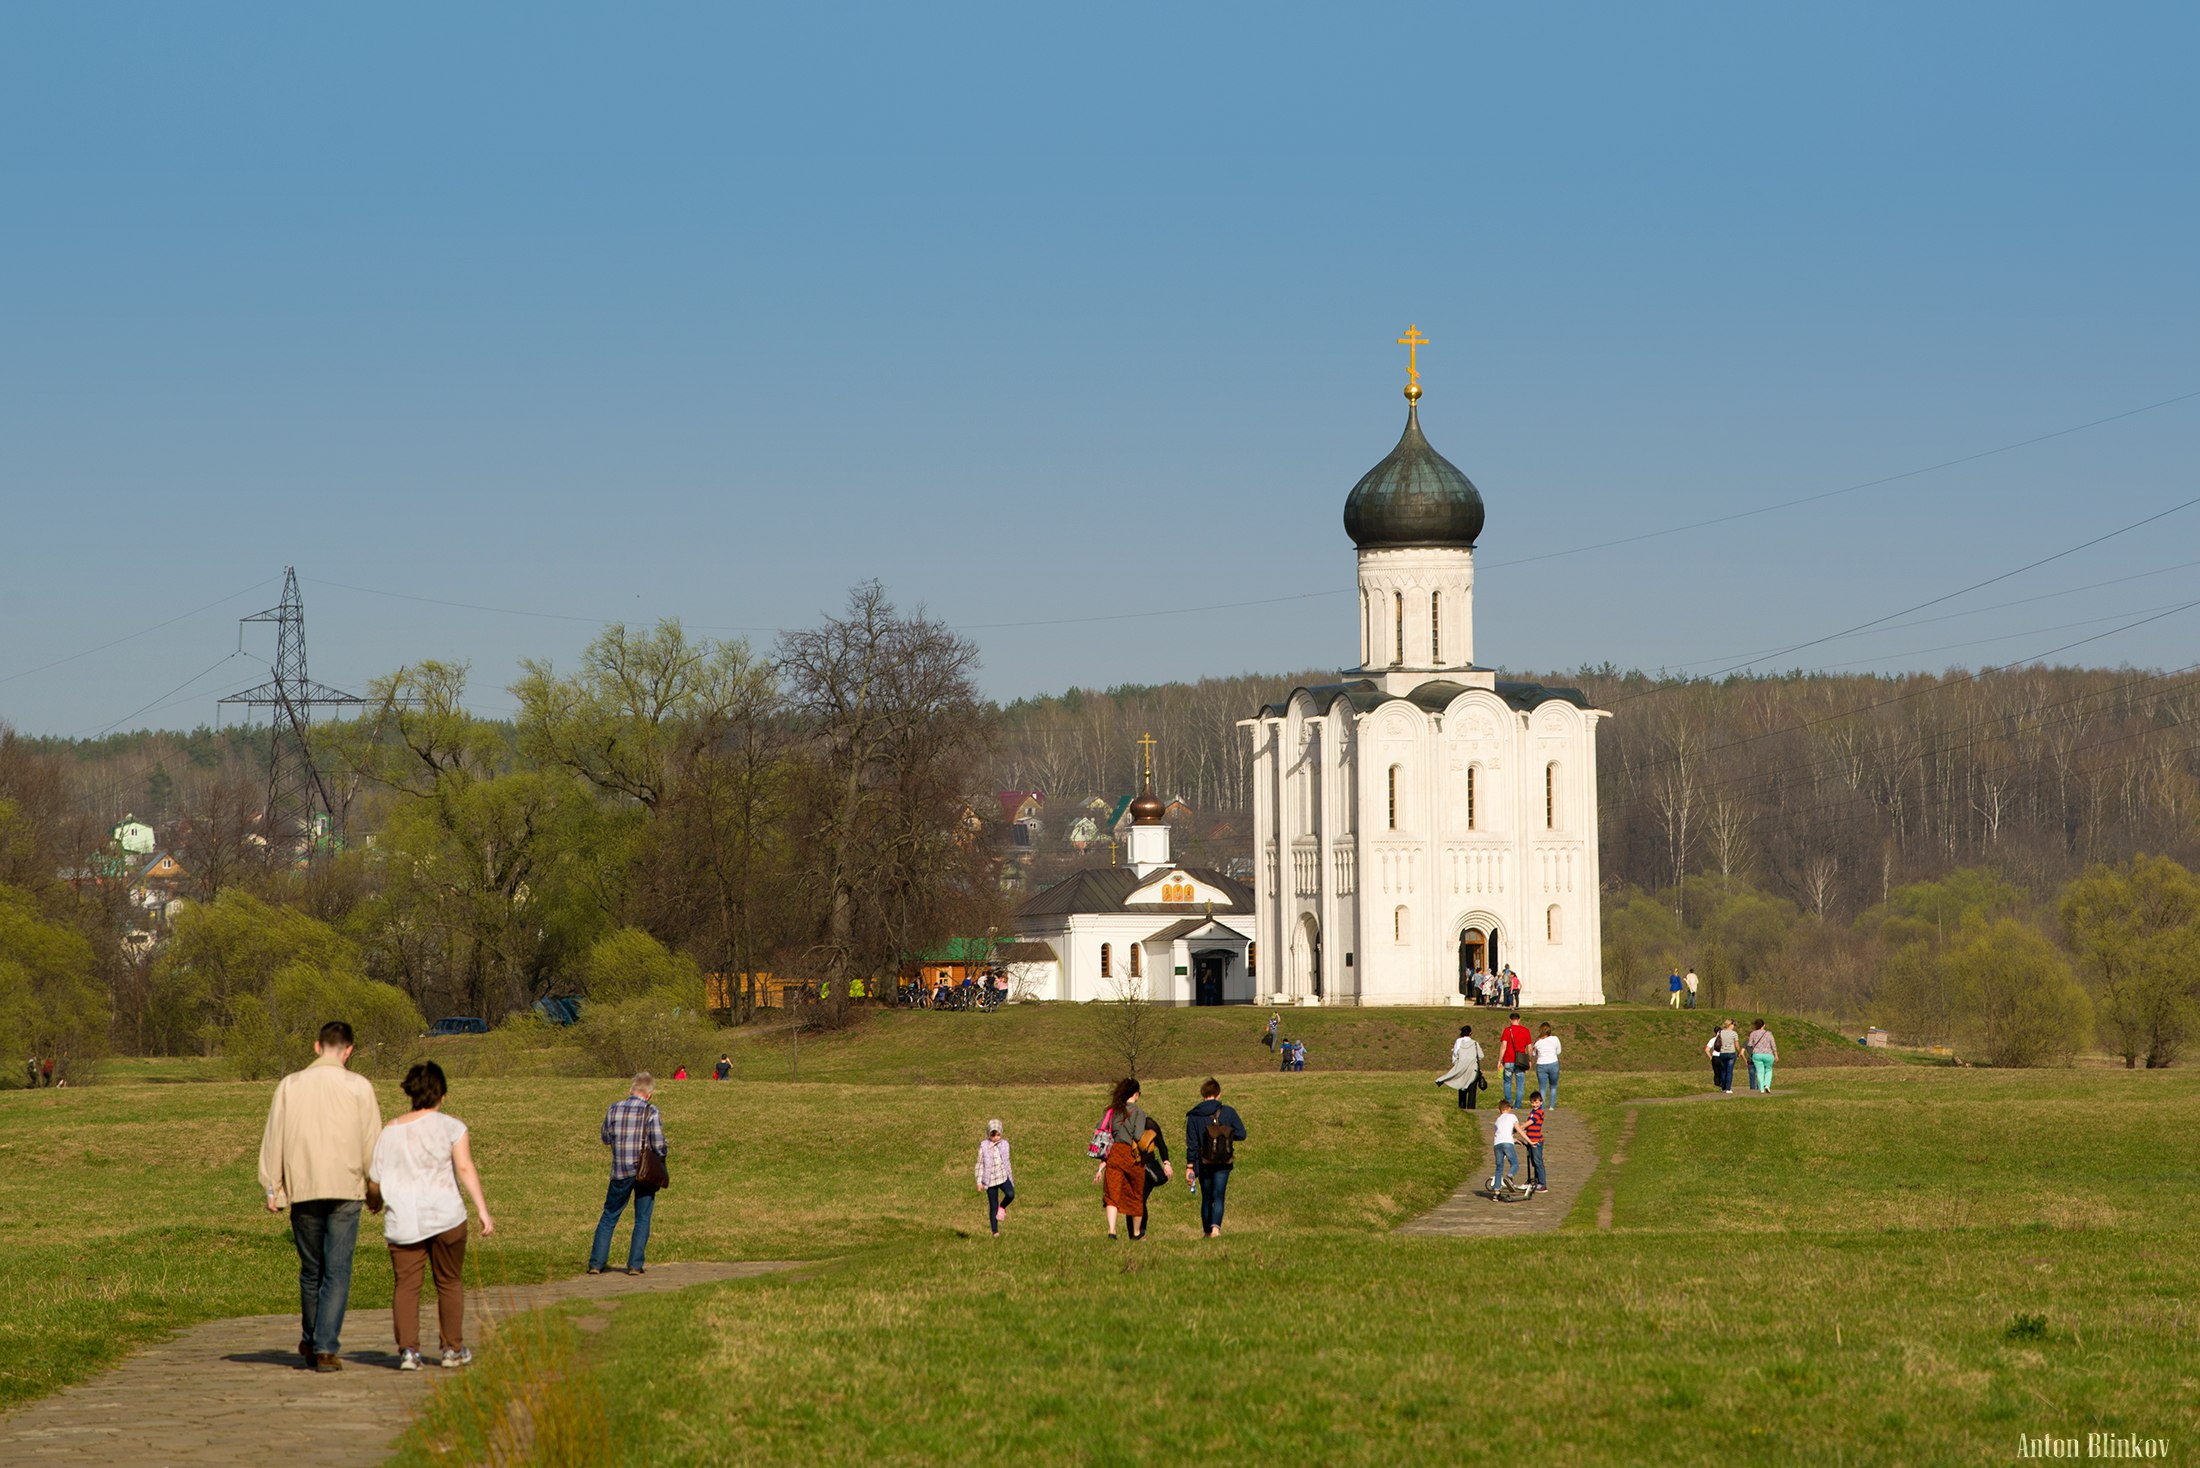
[1095,1076,1155,1239]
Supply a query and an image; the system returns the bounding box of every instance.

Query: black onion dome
[1342,403,1485,549]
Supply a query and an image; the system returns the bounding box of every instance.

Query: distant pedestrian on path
[22,1057,35,1090]
[1683,969,1699,1009]
[1489,1100,1523,1195]
[1747,1021,1778,1094]
[1096,1077,1151,1240]
[1498,1012,1533,1108]
[1262,1013,1279,1052]
[975,1119,1014,1237]
[713,1054,731,1080]
[1522,1091,1548,1192]
[1531,1023,1562,1109]
[1709,1020,1739,1094]
[257,1019,383,1373]
[589,1072,668,1276]
[1667,972,1684,1009]
[370,1061,494,1371]
[1436,1024,1485,1110]
[1185,1077,1246,1238]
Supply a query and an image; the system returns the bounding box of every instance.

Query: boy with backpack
[1184,1078,1247,1238]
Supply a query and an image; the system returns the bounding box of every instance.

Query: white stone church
[1241,356,1609,1007]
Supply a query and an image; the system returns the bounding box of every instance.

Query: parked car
[423,1016,489,1037]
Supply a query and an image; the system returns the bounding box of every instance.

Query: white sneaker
[398,1349,424,1371]
[440,1347,472,1369]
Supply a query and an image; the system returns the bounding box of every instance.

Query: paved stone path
[0,1261,799,1466]
[1396,1103,1598,1238]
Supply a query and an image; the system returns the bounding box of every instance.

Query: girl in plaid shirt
[975,1120,1015,1237]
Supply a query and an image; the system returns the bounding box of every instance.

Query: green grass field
[3,1006,2190,1466]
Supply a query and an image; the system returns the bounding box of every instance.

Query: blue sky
[3,3,2197,736]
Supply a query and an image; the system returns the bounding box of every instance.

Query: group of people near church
[1465,965,1520,1007]
[1434,1012,1562,1200]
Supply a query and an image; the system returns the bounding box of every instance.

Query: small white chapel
[1241,328,1609,1007]
[1008,740,1258,1006]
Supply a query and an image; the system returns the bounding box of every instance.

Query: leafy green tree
[150,889,422,1073]
[1938,914,2092,1067]
[2059,855,2200,1069]
[339,662,605,1019]
[0,884,110,1082]
[1600,887,1683,1002]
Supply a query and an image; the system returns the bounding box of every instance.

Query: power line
[0,579,274,687]
[1478,386,2200,571]
[75,652,247,739]
[1610,489,2200,702]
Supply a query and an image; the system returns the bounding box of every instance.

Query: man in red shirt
[1499,1012,1534,1108]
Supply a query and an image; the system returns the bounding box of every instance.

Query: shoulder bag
[635,1105,670,1194]
[1087,1107,1115,1160]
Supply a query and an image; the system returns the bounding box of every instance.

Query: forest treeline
[9,648,2200,1072]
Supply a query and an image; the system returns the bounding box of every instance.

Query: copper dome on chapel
[1342,402,1485,550]
[1129,788,1166,825]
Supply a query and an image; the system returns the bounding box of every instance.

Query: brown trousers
[388,1222,468,1353]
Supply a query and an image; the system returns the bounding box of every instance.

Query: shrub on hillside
[0,884,110,1083]
[574,993,717,1077]
[219,959,426,1080]
[581,927,705,1005]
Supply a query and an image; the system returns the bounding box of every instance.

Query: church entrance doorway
[1192,949,1230,1006]
[1457,926,1499,994]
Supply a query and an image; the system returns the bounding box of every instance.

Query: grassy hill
[721,1000,1888,1087]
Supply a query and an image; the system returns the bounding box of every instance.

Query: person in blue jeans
[258,1019,384,1373]
[1532,1022,1562,1110]
[1185,1077,1248,1238]
[589,1073,668,1276]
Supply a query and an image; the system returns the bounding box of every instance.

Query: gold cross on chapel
[1397,323,1429,401]
[1136,731,1158,787]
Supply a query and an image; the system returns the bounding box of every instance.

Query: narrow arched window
[1466,764,1477,831]
[1546,762,1559,830]
[1394,905,1408,943]
[1360,591,1369,664]
[1387,765,1400,830]
[1248,941,1257,978]
[1130,943,1143,979]
[1431,591,1442,663]
[1393,591,1404,664]
[1547,904,1562,943]
[1100,943,1112,978]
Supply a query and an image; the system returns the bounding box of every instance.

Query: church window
[1100,943,1111,978]
[1387,765,1400,830]
[1546,763,1559,830]
[1392,591,1403,665]
[1394,905,1408,943]
[1431,591,1441,663]
[1361,591,1370,665]
[1547,904,1563,943]
[1130,943,1143,979]
[1466,764,1477,830]
[1248,941,1257,978]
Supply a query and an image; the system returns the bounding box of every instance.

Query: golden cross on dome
[1397,323,1429,401]
[1136,731,1158,786]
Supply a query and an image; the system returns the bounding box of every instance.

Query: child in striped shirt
[1522,1092,1548,1192]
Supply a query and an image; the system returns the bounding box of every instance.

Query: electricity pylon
[220,567,371,859]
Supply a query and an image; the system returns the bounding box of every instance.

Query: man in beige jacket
[258,1019,383,1372]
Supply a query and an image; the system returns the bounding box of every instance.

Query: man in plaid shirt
[589,1073,668,1276]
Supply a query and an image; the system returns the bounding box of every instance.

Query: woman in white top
[369,1061,494,1370]
[1531,1024,1563,1110]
